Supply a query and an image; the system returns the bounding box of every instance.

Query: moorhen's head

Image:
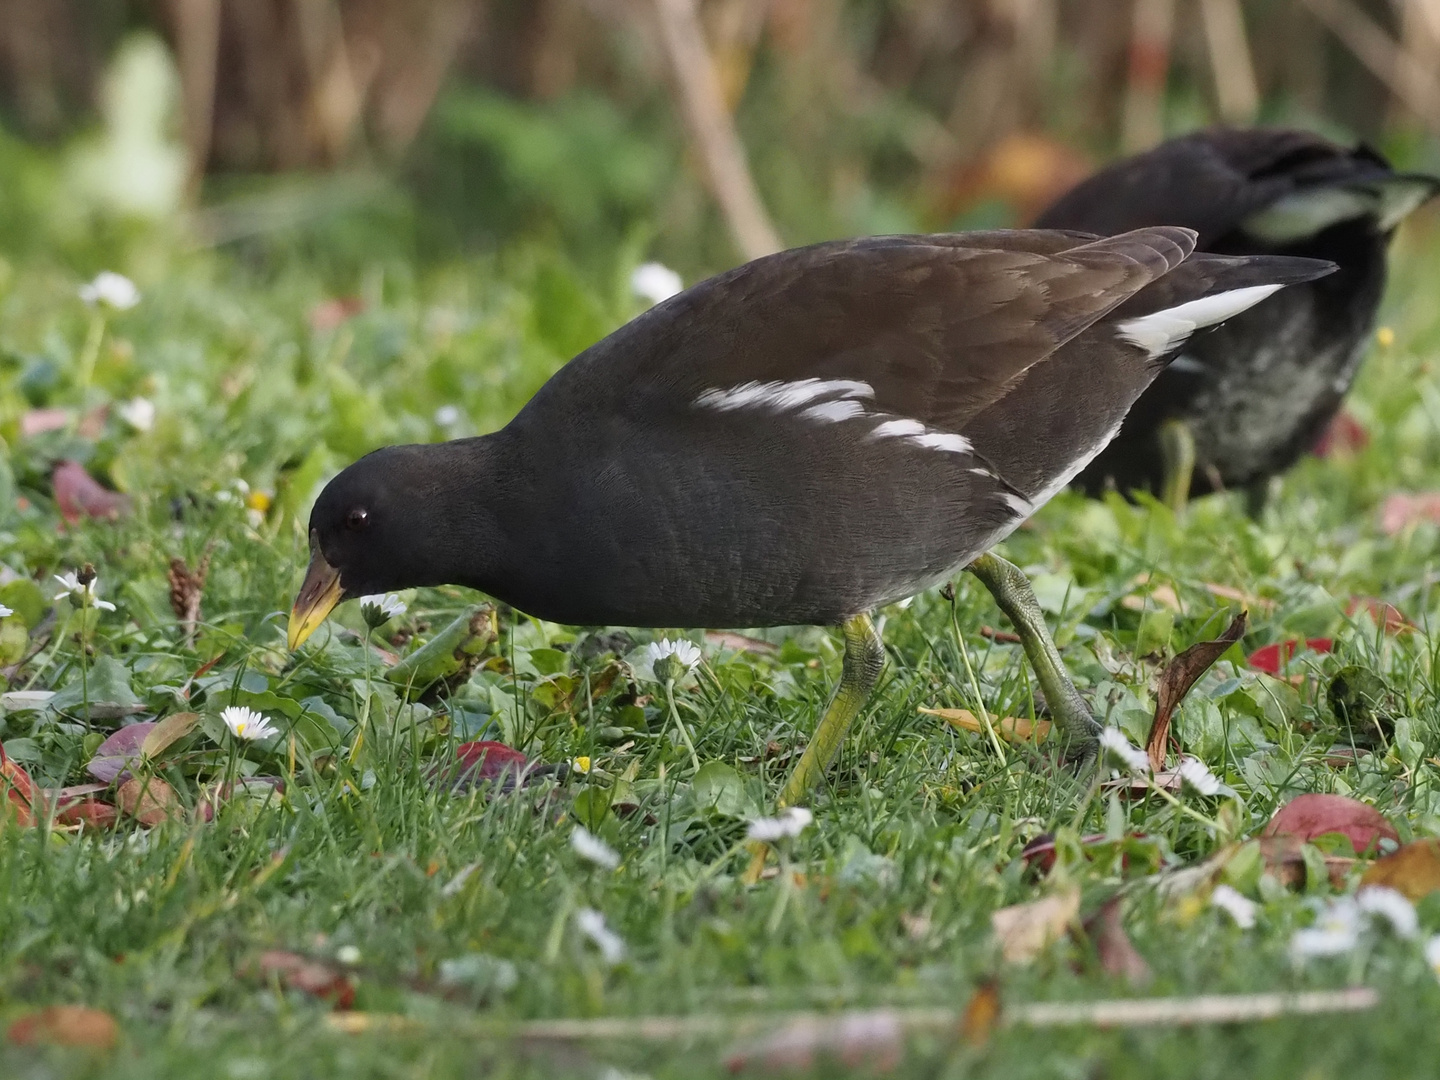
[289,443,470,648]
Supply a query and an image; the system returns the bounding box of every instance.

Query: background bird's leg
[743,614,882,884]
[1158,418,1195,512]
[966,553,1100,755]
[1243,476,1271,518]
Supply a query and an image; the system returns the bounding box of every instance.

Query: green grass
[2,204,1440,1079]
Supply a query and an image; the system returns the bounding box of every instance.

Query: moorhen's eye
[346,508,369,531]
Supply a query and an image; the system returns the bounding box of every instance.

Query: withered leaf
[6,1005,118,1049]
[1145,612,1246,772]
[991,888,1080,965]
[1361,840,1440,901]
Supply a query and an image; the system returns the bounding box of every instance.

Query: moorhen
[1036,127,1439,508]
[289,227,1332,808]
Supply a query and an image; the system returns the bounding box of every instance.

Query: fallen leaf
[722,1009,904,1074]
[1082,896,1151,987]
[1121,572,1181,613]
[1380,492,1440,536]
[432,741,562,794]
[309,296,366,332]
[1246,638,1332,676]
[20,407,72,437]
[921,708,1050,743]
[141,712,200,760]
[1,746,36,826]
[247,950,355,1008]
[54,799,120,829]
[52,460,130,524]
[1263,793,1398,856]
[1361,840,1440,900]
[991,888,1080,964]
[87,723,156,784]
[1256,835,1354,889]
[1203,582,1275,611]
[958,980,1001,1046]
[1146,613,1246,772]
[979,624,1022,644]
[1311,409,1369,458]
[116,777,180,826]
[1344,597,1409,634]
[6,1005,118,1048]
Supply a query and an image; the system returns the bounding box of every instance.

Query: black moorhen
[1035,128,1439,509]
[289,228,1332,810]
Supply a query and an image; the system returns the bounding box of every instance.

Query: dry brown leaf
[116,777,181,826]
[991,888,1080,964]
[1203,582,1275,611]
[6,1005,118,1049]
[921,708,1051,744]
[247,950,356,1008]
[703,630,779,656]
[1121,573,1181,612]
[1361,840,1440,900]
[959,980,1001,1047]
[52,460,130,524]
[1256,835,1354,889]
[1145,612,1247,772]
[1083,897,1152,987]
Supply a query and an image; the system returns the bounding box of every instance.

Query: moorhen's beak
[289,542,344,650]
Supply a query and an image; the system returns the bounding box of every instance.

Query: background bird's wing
[527,227,1196,436]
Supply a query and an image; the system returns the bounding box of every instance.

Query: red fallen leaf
[20,407,72,437]
[116,776,181,826]
[433,741,562,795]
[1263,793,1398,856]
[1,745,37,825]
[6,1005,119,1048]
[52,460,130,524]
[87,723,157,784]
[1311,409,1369,458]
[309,296,366,332]
[55,799,120,828]
[1345,597,1410,634]
[248,950,355,1008]
[723,1009,904,1074]
[1246,638,1332,675]
[1082,895,1151,987]
[1380,492,1440,536]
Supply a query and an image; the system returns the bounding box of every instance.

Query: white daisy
[359,593,407,628]
[746,806,814,842]
[53,572,117,612]
[117,397,156,432]
[79,271,141,310]
[630,262,683,306]
[645,637,701,682]
[575,907,625,964]
[571,826,620,870]
[1357,886,1418,938]
[434,405,461,427]
[1177,757,1222,796]
[1098,727,1150,774]
[0,604,12,619]
[1210,884,1258,929]
[1290,897,1362,959]
[1425,935,1440,982]
[221,705,279,742]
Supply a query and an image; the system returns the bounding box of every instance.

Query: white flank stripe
[1004,492,1032,516]
[694,378,873,412]
[1117,284,1283,360]
[800,399,866,423]
[909,431,972,454]
[870,418,926,439]
[1003,416,1127,522]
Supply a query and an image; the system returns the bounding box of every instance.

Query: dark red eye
[346,508,369,530]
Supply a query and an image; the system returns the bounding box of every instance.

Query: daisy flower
[79,271,141,310]
[1290,897,1361,959]
[221,705,279,742]
[645,637,701,682]
[575,907,625,964]
[1210,884,1258,929]
[1425,935,1440,982]
[117,397,156,432]
[53,571,116,611]
[746,806,814,842]
[571,826,620,870]
[1177,757,1222,796]
[359,593,407,628]
[1357,886,1418,938]
[0,604,12,619]
[1098,727,1149,774]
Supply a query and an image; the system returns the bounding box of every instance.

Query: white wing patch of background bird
[1116,284,1284,360]
[695,378,973,454]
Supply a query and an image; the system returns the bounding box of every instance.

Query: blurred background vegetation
[0,0,1436,285]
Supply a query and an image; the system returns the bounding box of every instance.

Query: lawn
[1,195,1440,1078]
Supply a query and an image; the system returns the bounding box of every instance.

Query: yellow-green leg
[744,614,883,882]
[966,553,1099,756]
[1158,418,1195,513]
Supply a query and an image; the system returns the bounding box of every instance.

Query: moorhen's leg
[777,613,885,808]
[1158,418,1195,513]
[966,553,1099,756]
[744,614,883,883]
